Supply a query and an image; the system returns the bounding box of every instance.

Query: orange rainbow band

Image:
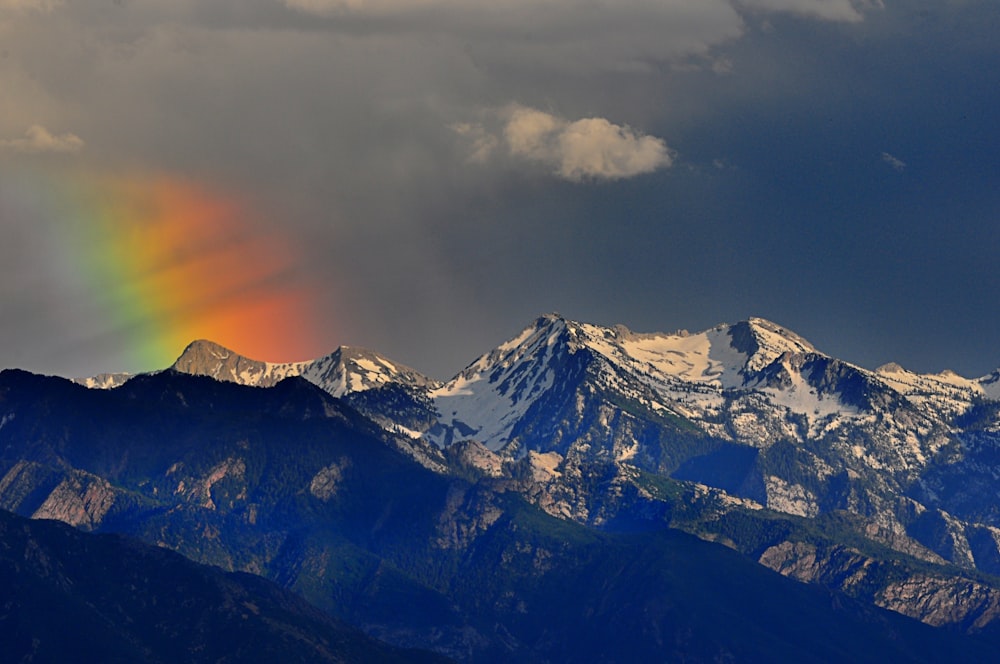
[42,171,330,370]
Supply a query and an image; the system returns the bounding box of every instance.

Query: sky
[0,0,998,381]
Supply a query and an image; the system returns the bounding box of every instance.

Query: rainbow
[11,167,332,372]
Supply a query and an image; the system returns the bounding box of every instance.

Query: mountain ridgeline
[4,313,1000,660]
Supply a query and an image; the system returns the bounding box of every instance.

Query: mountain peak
[728,318,818,373]
[171,339,291,387]
[744,318,816,349]
[176,339,241,362]
[303,345,435,396]
[530,312,572,335]
[168,340,433,397]
[537,311,566,324]
[335,345,396,364]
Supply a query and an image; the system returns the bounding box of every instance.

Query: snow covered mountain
[151,315,1000,496]
[427,314,854,452]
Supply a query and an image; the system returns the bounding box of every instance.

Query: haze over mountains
[7,313,1000,660]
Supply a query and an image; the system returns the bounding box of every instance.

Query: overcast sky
[1,0,998,380]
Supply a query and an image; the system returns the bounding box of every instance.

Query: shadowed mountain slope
[0,368,997,661]
[0,508,448,664]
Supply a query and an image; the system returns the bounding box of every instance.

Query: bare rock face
[32,473,116,530]
[0,461,60,513]
[172,340,293,386]
[759,541,875,591]
[435,485,504,550]
[164,456,252,515]
[447,440,505,478]
[878,576,1000,630]
[758,539,1000,631]
[310,458,351,501]
[0,462,116,531]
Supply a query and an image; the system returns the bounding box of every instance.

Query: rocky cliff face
[171,339,294,386]
[758,539,1000,629]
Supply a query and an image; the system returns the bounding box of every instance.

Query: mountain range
[160,315,1000,571]
[6,313,1000,659]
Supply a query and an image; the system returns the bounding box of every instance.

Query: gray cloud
[0,0,61,12]
[276,0,885,74]
[736,0,878,23]
[280,0,747,73]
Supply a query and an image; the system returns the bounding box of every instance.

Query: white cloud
[0,125,84,153]
[554,116,674,181]
[881,151,906,171]
[463,105,673,182]
[504,107,565,162]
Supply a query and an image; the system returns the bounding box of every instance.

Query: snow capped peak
[302,345,434,397]
[726,318,818,374]
[73,372,133,389]
[428,316,580,449]
[535,311,570,328]
[456,315,826,399]
[978,370,1000,402]
[420,315,875,453]
[462,314,574,377]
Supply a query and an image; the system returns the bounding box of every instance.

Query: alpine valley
[6,314,1000,661]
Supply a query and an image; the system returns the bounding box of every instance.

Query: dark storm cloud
[0,0,997,380]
